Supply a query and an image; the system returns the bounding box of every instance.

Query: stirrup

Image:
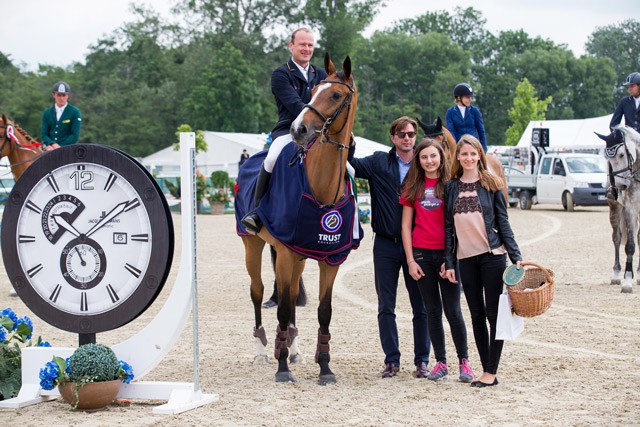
[241,211,262,235]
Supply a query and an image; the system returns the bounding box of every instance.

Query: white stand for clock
[0,133,218,414]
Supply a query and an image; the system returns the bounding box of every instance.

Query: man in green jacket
[41,81,82,150]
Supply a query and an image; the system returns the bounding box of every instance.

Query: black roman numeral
[80,292,88,311]
[130,234,149,242]
[49,284,62,303]
[25,201,42,214]
[104,173,117,192]
[124,263,141,278]
[106,284,120,303]
[124,198,141,212]
[27,264,43,277]
[46,174,60,193]
[19,235,36,243]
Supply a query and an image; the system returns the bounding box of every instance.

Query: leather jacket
[444,178,521,270]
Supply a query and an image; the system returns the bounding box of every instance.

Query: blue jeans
[458,252,506,375]
[373,235,430,366]
[413,248,468,365]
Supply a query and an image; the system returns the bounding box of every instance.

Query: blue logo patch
[321,211,342,233]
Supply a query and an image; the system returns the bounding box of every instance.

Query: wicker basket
[506,261,555,317]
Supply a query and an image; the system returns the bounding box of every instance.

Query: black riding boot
[241,165,271,234]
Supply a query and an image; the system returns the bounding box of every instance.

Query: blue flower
[1,308,18,328]
[15,316,33,339]
[65,357,71,374]
[117,360,135,384]
[38,360,60,390]
[39,341,51,347]
[0,326,6,342]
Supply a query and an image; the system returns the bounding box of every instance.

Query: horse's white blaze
[291,82,332,130]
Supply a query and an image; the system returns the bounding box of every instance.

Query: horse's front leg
[622,206,637,293]
[609,201,623,285]
[316,262,339,385]
[273,250,305,382]
[242,236,269,364]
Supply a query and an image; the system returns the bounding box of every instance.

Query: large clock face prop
[1,145,174,334]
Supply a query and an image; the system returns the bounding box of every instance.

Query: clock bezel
[1,144,174,334]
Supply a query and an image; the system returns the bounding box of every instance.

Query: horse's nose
[291,122,307,142]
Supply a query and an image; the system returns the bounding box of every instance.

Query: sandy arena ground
[1,204,639,426]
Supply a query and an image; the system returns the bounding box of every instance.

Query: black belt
[376,233,401,243]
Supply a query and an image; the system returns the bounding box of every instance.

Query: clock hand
[75,247,87,266]
[85,200,133,238]
[52,214,81,238]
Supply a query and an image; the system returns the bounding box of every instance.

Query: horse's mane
[616,124,640,146]
[11,122,40,145]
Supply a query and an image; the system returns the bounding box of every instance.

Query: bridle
[0,123,45,171]
[300,78,355,207]
[605,141,640,184]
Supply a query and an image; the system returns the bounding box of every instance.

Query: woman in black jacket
[443,134,522,388]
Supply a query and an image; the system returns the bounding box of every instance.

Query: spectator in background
[239,149,250,167]
[41,81,82,151]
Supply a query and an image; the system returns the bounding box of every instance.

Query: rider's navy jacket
[610,96,640,132]
[271,59,327,140]
[445,105,487,152]
[351,147,405,240]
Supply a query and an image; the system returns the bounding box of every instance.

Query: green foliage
[210,170,233,189]
[174,124,208,154]
[68,343,118,383]
[164,177,181,199]
[505,78,552,146]
[0,345,21,400]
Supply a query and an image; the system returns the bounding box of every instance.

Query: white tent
[140,132,390,179]
[516,114,613,150]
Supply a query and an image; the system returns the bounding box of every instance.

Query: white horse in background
[596,125,640,293]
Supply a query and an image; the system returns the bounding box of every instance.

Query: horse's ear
[416,117,429,134]
[1,113,6,124]
[342,56,351,80]
[594,132,607,142]
[436,116,442,128]
[324,52,336,75]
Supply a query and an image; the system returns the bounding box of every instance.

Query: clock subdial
[42,194,85,244]
[60,236,107,290]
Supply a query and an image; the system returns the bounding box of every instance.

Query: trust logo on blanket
[321,211,342,233]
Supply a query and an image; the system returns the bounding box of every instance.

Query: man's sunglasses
[396,131,416,139]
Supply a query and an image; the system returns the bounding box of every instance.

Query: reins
[0,123,45,173]
[301,79,355,207]
[606,142,640,183]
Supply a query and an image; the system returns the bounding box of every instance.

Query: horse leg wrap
[253,326,268,347]
[315,329,331,363]
[287,325,298,347]
[274,325,289,360]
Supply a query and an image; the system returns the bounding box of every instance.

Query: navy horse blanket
[235,142,363,266]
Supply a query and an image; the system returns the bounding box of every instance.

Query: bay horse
[0,113,45,181]
[236,53,358,384]
[596,125,640,293]
[417,116,509,201]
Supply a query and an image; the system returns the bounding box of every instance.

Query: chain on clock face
[16,163,153,315]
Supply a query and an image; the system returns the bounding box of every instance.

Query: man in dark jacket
[606,72,640,200]
[41,81,82,150]
[244,27,326,307]
[351,116,430,379]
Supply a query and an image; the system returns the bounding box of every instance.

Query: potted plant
[1,308,51,401]
[207,189,228,215]
[39,343,134,411]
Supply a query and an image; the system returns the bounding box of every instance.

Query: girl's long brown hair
[401,138,450,203]
[450,134,503,192]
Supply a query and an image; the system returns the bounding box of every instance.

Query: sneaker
[426,361,448,381]
[459,358,475,383]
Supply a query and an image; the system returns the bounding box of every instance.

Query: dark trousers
[373,235,430,366]
[413,248,468,365]
[458,252,506,375]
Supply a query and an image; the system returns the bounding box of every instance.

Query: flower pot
[58,379,121,411]
[209,202,225,215]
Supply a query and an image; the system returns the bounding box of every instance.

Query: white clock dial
[16,163,152,315]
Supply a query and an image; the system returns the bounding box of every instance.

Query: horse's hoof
[275,371,295,383]
[253,355,269,365]
[289,354,305,365]
[621,286,633,294]
[611,279,621,286]
[318,374,336,386]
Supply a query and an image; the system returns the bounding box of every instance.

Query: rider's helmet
[624,72,640,86]
[52,81,71,94]
[453,83,474,98]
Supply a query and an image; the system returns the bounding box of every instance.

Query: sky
[2,0,636,71]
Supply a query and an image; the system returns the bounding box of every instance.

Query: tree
[586,19,640,100]
[505,78,551,146]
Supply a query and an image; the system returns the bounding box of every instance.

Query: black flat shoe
[471,378,498,387]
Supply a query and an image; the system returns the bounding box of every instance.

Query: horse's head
[597,125,640,190]
[417,116,443,138]
[290,53,357,151]
[0,113,14,159]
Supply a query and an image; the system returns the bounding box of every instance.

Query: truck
[507,152,608,211]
